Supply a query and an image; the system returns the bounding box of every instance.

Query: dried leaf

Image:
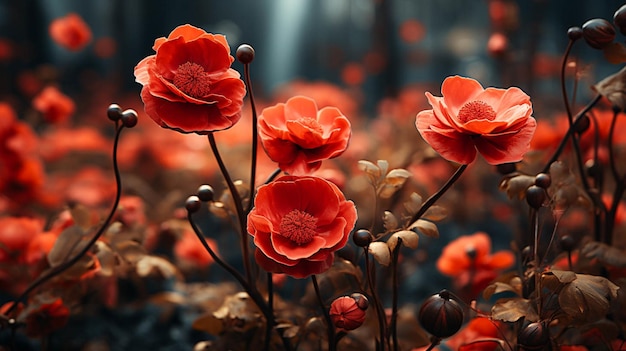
[491,298,538,322]
[603,42,626,64]
[376,160,389,175]
[483,282,519,300]
[368,242,391,266]
[93,241,116,276]
[47,225,88,268]
[136,255,181,280]
[421,205,448,222]
[387,230,419,251]
[408,219,439,238]
[69,203,92,230]
[558,274,619,323]
[593,65,626,111]
[549,269,577,284]
[382,211,399,231]
[499,174,535,200]
[581,241,626,267]
[193,313,224,335]
[378,168,411,198]
[358,160,382,184]
[403,192,423,214]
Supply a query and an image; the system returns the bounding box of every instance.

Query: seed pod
[236,44,255,64]
[518,322,549,350]
[329,295,368,331]
[526,185,546,209]
[197,185,215,202]
[614,4,626,35]
[567,26,583,41]
[558,235,576,252]
[185,196,202,213]
[418,290,464,338]
[352,229,373,247]
[534,173,551,189]
[582,18,616,49]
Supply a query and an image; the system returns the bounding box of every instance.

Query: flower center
[279,209,318,245]
[457,100,497,123]
[173,62,211,98]
[298,117,324,134]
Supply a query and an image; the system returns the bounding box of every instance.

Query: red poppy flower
[247,175,357,278]
[32,86,75,124]
[134,24,246,134]
[437,232,514,295]
[416,76,536,165]
[258,96,352,175]
[49,13,92,51]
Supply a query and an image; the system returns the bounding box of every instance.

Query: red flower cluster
[32,86,75,124]
[49,13,92,51]
[416,76,536,165]
[134,24,246,134]
[247,176,357,278]
[258,96,352,175]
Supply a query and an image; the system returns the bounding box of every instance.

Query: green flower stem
[207,132,253,286]
[312,275,335,351]
[407,164,468,226]
[6,123,126,315]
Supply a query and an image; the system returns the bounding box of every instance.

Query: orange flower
[437,232,514,294]
[32,86,75,124]
[174,227,218,267]
[0,217,43,263]
[247,175,357,278]
[416,76,536,165]
[258,96,351,175]
[134,24,246,134]
[49,13,92,51]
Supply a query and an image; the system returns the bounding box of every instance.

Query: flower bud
[534,173,551,189]
[614,4,626,35]
[558,235,576,252]
[197,184,215,202]
[329,295,368,331]
[518,322,549,350]
[185,196,202,213]
[418,290,464,338]
[236,44,255,64]
[352,229,373,247]
[567,26,583,41]
[107,103,122,121]
[525,185,546,209]
[582,18,616,49]
[121,109,138,128]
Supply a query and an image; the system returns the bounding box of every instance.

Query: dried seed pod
[418,290,464,338]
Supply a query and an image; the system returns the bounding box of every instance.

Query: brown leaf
[69,203,92,230]
[549,269,577,284]
[47,225,88,268]
[499,174,535,200]
[368,242,391,266]
[136,255,181,280]
[358,160,382,185]
[387,230,419,251]
[491,297,538,322]
[192,313,224,335]
[382,211,398,231]
[403,192,423,214]
[408,219,439,238]
[483,281,519,300]
[593,65,626,111]
[379,169,412,199]
[93,241,116,276]
[421,205,448,222]
[581,241,626,267]
[558,274,619,323]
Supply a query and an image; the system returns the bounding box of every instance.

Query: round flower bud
[185,196,202,213]
[582,18,616,49]
[107,104,122,121]
[352,229,373,247]
[197,184,215,202]
[567,26,583,41]
[573,114,590,134]
[521,245,533,263]
[558,235,576,252]
[525,185,545,209]
[329,295,368,331]
[418,290,464,338]
[236,44,255,64]
[614,4,626,35]
[534,173,551,189]
[121,109,138,128]
[496,162,517,175]
[518,322,549,350]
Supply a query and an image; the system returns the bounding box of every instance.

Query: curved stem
[391,239,402,351]
[244,63,259,211]
[364,248,386,349]
[264,168,282,185]
[608,108,620,183]
[560,39,575,125]
[6,124,126,315]
[207,132,253,285]
[424,338,441,351]
[265,272,274,351]
[407,164,468,226]
[312,275,335,351]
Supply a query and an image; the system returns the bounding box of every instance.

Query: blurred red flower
[247,175,357,278]
[32,86,75,124]
[134,24,245,134]
[416,76,536,165]
[0,216,43,263]
[23,298,70,337]
[174,227,218,268]
[49,13,92,51]
[437,232,514,296]
[258,96,351,175]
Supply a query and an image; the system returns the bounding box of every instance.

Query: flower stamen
[457,100,497,123]
[297,117,324,135]
[173,62,212,98]
[279,209,317,245]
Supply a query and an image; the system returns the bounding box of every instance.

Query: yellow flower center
[173,62,211,98]
[279,209,317,245]
[457,100,496,123]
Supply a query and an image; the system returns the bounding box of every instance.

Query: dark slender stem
[608,108,620,183]
[606,177,626,246]
[207,132,253,285]
[531,208,542,317]
[6,124,126,315]
[265,272,274,351]
[391,239,402,351]
[424,338,441,351]
[560,39,575,125]
[364,248,386,350]
[312,275,335,351]
[244,63,259,211]
[408,164,468,225]
[264,168,282,185]
[541,94,601,174]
